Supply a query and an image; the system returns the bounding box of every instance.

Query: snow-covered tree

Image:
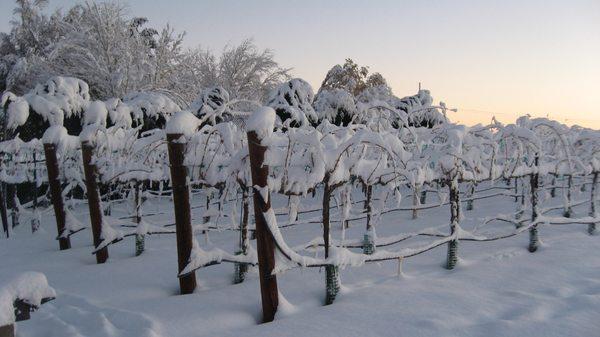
[217,39,290,101]
[318,59,369,97]
[46,2,157,99]
[314,59,398,127]
[0,2,291,112]
[0,0,63,95]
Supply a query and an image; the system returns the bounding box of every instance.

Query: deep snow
[1,185,599,337]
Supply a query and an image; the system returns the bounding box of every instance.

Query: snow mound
[0,272,55,326]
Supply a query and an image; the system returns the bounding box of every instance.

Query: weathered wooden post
[589,172,598,235]
[247,107,279,323]
[446,178,460,270]
[167,132,197,295]
[0,324,13,337]
[81,140,109,263]
[43,142,71,250]
[529,155,540,253]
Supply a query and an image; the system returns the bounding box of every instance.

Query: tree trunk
[466,182,475,211]
[7,184,18,229]
[589,172,598,235]
[446,179,460,270]
[31,152,40,233]
[323,177,339,305]
[529,156,540,253]
[0,184,9,238]
[412,185,419,219]
[563,175,573,218]
[234,188,250,284]
[363,184,374,255]
[134,181,145,256]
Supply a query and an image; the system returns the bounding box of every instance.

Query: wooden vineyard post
[589,172,598,235]
[0,323,14,337]
[167,133,197,295]
[528,155,540,253]
[446,178,460,270]
[322,175,339,305]
[81,141,109,263]
[247,126,279,323]
[43,143,71,250]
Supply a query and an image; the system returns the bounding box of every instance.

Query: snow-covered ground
[1,186,599,337]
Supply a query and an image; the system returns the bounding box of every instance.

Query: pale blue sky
[2,0,599,128]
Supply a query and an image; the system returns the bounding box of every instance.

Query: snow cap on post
[165,110,201,140]
[80,100,109,146]
[246,106,276,142]
[79,124,103,146]
[42,125,79,154]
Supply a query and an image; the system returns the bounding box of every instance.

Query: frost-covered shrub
[2,76,89,141]
[266,78,317,128]
[104,98,133,128]
[313,88,357,126]
[190,86,231,126]
[122,91,180,132]
[392,90,446,128]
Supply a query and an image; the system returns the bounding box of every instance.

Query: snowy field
[2,185,599,337]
